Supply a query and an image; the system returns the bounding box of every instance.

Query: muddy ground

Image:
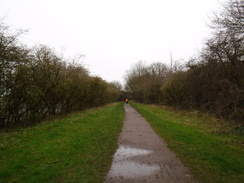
[104,104,198,183]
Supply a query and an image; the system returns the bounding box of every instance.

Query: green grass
[0,102,124,183]
[131,103,244,183]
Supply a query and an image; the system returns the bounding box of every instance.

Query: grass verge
[0,102,124,183]
[131,102,244,183]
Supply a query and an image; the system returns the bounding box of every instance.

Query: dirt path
[104,104,198,183]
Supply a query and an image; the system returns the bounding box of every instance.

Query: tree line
[125,0,244,122]
[0,22,121,128]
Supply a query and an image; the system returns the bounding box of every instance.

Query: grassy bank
[131,103,244,183]
[0,102,124,183]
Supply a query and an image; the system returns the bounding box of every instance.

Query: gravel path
[104,104,198,183]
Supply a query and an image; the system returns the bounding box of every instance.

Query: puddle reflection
[109,145,160,178]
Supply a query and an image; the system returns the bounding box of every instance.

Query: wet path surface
[104,104,198,183]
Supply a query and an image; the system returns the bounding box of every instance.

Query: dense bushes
[162,61,244,122]
[0,23,121,128]
[164,0,244,122]
[124,0,244,122]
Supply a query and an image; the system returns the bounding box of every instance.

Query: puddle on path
[124,108,135,112]
[107,145,160,179]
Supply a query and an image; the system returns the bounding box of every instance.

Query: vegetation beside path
[131,102,244,183]
[0,102,124,183]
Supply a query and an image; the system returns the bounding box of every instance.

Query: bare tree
[211,0,244,35]
[124,61,171,103]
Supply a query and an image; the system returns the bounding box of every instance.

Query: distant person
[125,99,129,104]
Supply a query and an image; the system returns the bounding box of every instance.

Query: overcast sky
[1,0,226,84]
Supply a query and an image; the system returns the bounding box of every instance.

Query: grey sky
[0,0,226,83]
